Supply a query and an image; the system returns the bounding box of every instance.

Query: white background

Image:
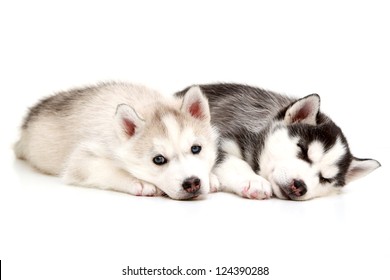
[0,1,388,279]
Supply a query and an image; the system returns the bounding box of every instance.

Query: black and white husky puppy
[177,84,380,200]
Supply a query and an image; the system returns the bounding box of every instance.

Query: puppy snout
[182,176,201,194]
[290,179,307,197]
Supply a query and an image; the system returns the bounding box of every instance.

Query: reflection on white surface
[2,143,388,279]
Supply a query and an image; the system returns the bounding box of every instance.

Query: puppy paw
[209,173,221,193]
[135,181,162,197]
[239,176,272,199]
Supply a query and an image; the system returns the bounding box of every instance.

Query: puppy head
[261,94,380,200]
[114,86,217,200]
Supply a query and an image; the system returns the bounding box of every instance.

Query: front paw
[135,181,162,197]
[239,176,272,199]
[209,173,221,193]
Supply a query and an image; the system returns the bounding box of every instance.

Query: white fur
[314,139,345,179]
[15,83,217,200]
[259,126,345,200]
[214,154,272,199]
[162,115,181,146]
[308,141,324,163]
[220,139,242,159]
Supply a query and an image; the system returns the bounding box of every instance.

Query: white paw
[238,176,272,199]
[135,181,162,197]
[209,173,221,193]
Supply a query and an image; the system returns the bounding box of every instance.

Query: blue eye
[153,155,167,165]
[191,145,202,154]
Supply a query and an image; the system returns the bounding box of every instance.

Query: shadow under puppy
[15,82,218,200]
[177,83,380,201]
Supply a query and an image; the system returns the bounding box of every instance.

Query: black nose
[290,179,307,197]
[182,176,201,193]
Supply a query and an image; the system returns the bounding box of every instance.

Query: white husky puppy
[15,82,217,200]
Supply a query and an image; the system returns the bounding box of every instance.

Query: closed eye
[297,143,307,155]
[319,174,333,184]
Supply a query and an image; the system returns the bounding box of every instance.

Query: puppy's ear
[284,94,320,125]
[115,104,145,141]
[345,157,381,184]
[180,86,210,122]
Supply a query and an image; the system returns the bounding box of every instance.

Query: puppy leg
[209,172,221,193]
[213,155,272,199]
[62,146,162,196]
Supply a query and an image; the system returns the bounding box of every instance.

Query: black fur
[176,83,353,185]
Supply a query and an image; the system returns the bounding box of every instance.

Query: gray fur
[177,84,295,171]
[177,83,381,200]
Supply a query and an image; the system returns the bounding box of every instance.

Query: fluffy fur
[177,84,381,200]
[15,82,218,200]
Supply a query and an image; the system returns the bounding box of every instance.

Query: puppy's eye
[319,174,333,184]
[191,145,202,154]
[153,155,167,165]
[297,143,307,155]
